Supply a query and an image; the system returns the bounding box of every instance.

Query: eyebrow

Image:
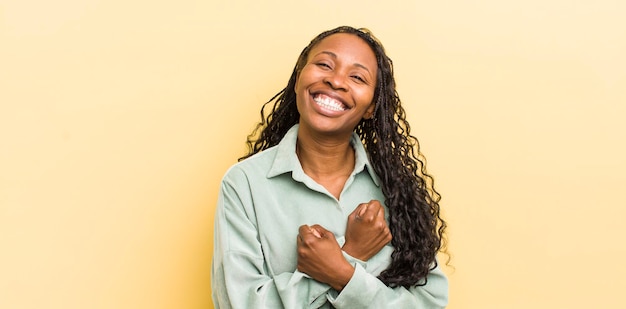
[315,51,372,74]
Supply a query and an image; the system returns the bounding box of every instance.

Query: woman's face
[294,33,377,137]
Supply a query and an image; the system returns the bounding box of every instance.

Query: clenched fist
[296,225,354,291]
[342,200,392,261]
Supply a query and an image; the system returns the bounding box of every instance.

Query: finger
[298,225,311,235]
[298,225,313,241]
[360,201,382,221]
[310,224,327,234]
[309,226,322,238]
[375,204,384,218]
[299,224,323,239]
[311,224,336,239]
[367,200,382,211]
[355,203,368,220]
[369,200,387,219]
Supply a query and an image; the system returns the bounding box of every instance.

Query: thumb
[310,224,333,239]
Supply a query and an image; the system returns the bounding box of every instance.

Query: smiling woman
[295,33,377,142]
[211,26,448,308]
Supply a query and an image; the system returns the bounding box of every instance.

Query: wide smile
[312,93,348,112]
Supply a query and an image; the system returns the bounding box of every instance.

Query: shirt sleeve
[211,168,332,309]
[326,261,448,309]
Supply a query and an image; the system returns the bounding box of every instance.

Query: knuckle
[385,229,393,242]
[302,237,316,246]
[375,221,386,231]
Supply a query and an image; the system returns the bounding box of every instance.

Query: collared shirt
[212,124,448,308]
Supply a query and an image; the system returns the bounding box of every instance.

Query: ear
[363,102,375,119]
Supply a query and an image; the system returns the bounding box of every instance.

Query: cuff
[327,263,377,307]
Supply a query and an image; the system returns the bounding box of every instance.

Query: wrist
[328,261,355,291]
[342,244,365,261]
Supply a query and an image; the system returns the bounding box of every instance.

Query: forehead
[308,33,377,67]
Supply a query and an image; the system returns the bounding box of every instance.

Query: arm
[328,261,449,309]
[333,200,449,308]
[342,200,392,261]
[295,223,448,309]
[211,170,331,309]
[295,198,391,291]
[296,225,355,291]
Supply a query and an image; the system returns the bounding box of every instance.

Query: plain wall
[1,0,625,308]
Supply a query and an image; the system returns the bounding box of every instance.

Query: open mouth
[313,93,347,112]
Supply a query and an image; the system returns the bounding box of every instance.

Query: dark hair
[240,26,447,288]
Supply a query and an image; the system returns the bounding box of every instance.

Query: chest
[249,172,386,275]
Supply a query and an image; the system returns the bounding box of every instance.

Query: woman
[212,26,448,308]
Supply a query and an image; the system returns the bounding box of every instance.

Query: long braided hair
[240,26,447,288]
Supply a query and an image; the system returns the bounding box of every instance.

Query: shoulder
[222,124,299,186]
[221,146,279,184]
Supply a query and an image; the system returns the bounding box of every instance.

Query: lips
[312,93,348,112]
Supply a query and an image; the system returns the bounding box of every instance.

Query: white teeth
[313,94,346,111]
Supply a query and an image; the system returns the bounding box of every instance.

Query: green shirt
[212,124,448,308]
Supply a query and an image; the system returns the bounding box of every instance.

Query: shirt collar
[267,124,380,187]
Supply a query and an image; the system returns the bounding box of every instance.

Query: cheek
[296,67,314,85]
[294,70,310,94]
[294,80,306,103]
[294,73,300,93]
[294,77,307,110]
[356,87,375,105]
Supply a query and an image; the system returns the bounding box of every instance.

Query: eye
[315,62,332,70]
[351,75,366,83]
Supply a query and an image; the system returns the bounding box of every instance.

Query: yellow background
[1,0,625,308]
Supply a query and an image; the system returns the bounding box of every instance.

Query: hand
[297,224,354,291]
[342,200,392,261]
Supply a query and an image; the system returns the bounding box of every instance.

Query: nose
[323,71,348,91]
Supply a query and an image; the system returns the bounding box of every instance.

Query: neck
[296,130,355,179]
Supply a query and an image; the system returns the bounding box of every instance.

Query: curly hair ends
[240,26,447,288]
